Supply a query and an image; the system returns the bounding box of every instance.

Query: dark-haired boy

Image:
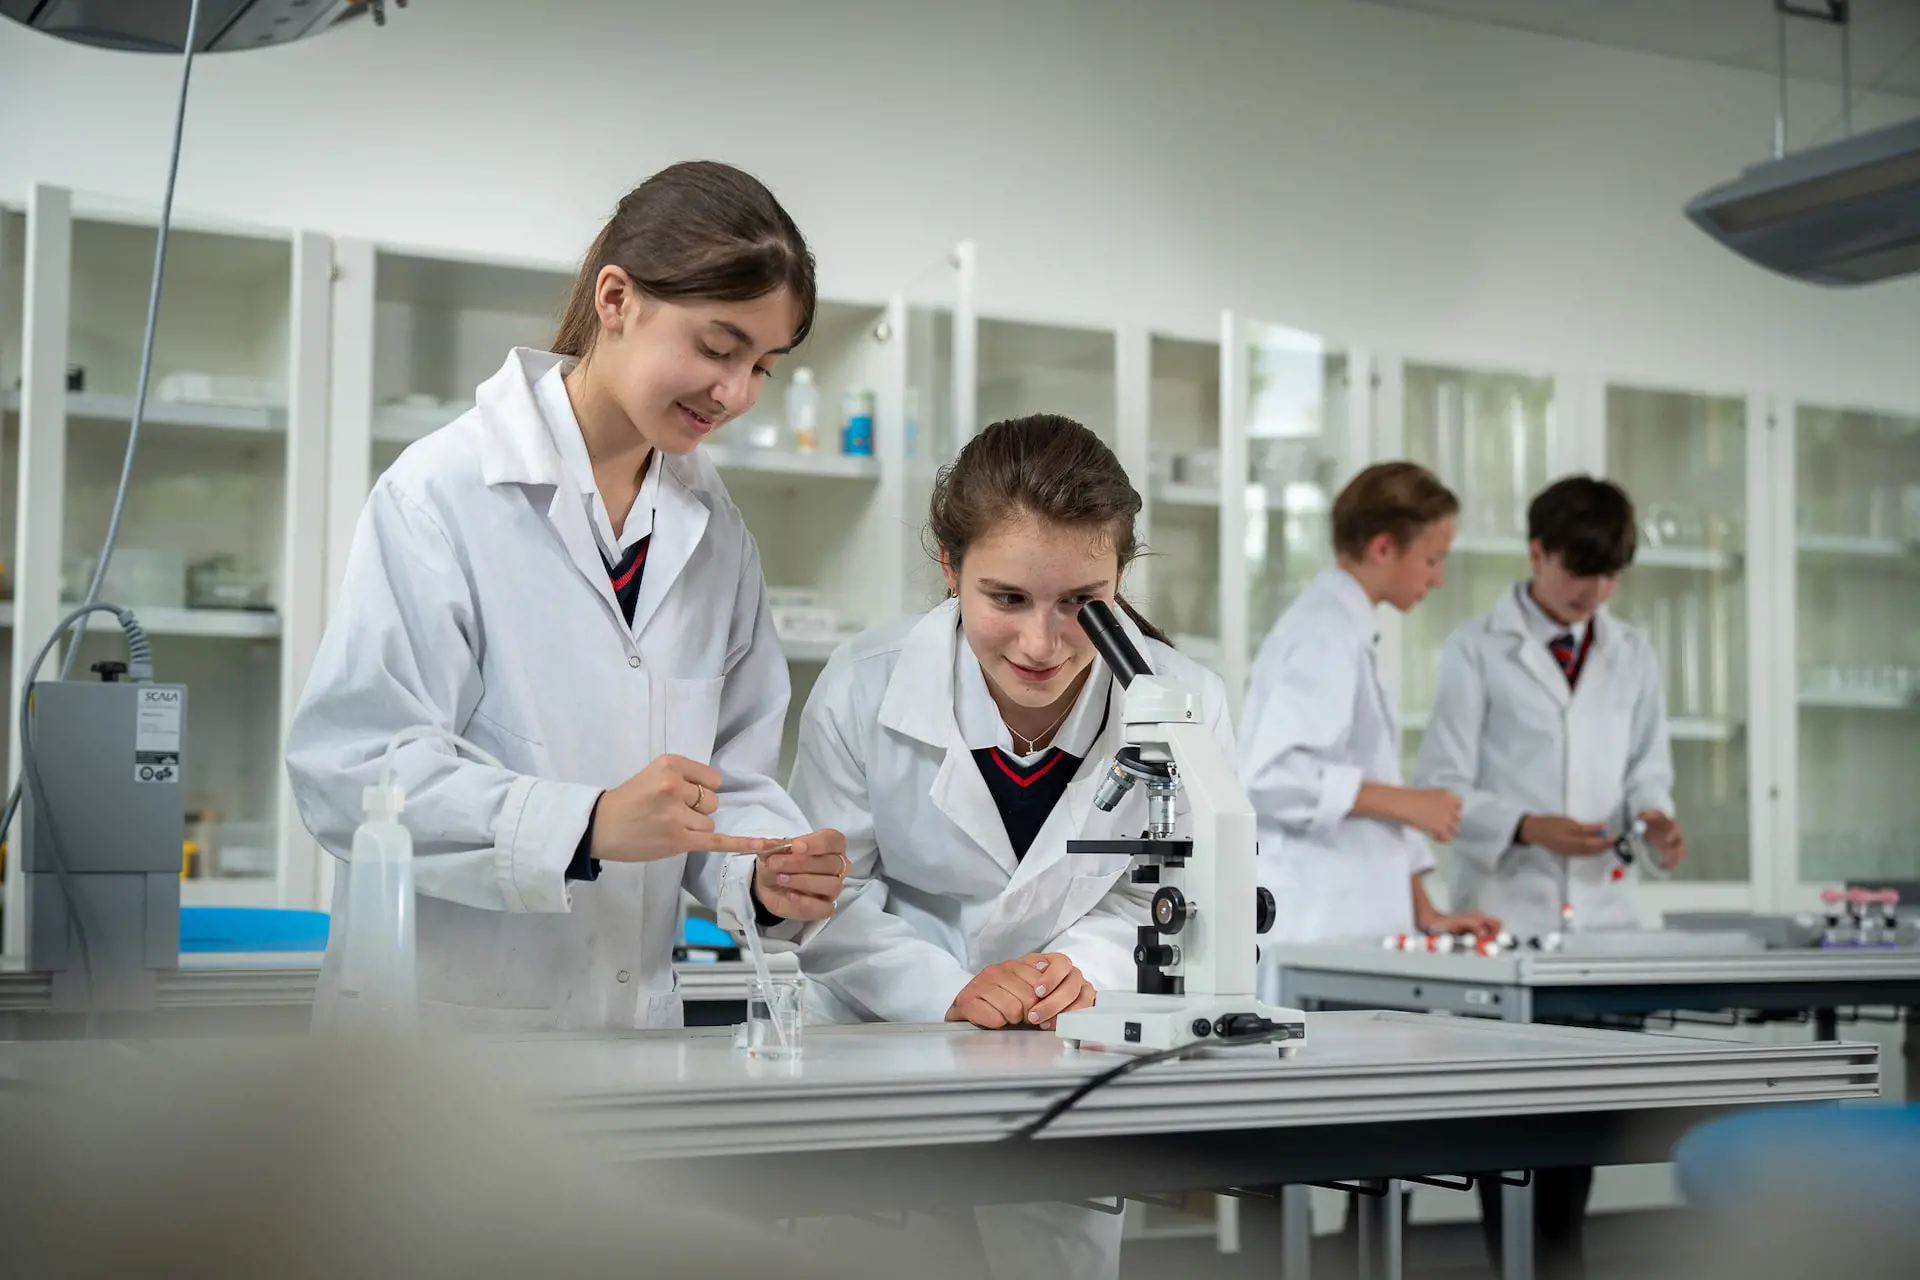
[1414,474,1686,1279]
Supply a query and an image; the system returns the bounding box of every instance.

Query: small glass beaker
[740,976,804,1061]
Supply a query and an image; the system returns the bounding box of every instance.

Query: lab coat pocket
[1059,861,1131,928]
[467,706,545,752]
[662,675,725,765]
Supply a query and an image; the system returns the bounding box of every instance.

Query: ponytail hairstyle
[928,414,1171,645]
[552,161,817,359]
[1331,461,1460,559]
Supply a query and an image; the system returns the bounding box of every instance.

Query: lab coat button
[616,970,631,984]
[627,655,641,669]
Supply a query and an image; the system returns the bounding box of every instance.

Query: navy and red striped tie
[1549,633,1582,688]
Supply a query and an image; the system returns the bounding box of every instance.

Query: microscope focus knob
[1256,887,1276,936]
[1151,886,1189,935]
[1135,942,1179,967]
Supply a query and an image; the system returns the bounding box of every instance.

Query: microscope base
[1055,993,1308,1055]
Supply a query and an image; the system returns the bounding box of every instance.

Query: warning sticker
[136,750,180,785]
[136,687,183,754]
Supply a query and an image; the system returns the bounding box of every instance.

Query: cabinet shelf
[1638,546,1739,572]
[1798,689,1913,712]
[0,603,282,640]
[1448,531,1737,572]
[1667,716,1742,743]
[1446,533,1530,558]
[4,388,285,434]
[368,414,887,483]
[1149,481,1221,509]
[1796,532,1913,561]
[1148,481,1332,514]
[705,444,880,482]
[372,402,462,444]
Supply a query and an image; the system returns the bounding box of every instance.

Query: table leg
[1356,1180,1405,1280]
[1281,1184,1313,1279]
[1904,1007,1917,1103]
[1501,1176,1535,1280]
[1814,1007,1838,1042]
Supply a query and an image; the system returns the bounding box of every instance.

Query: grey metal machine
[24,662,187,1013]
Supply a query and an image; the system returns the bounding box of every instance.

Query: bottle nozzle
[362,784,406,821]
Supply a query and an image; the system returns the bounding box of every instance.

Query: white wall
[1,0,1917,411]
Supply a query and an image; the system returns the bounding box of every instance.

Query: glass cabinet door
[899,246,974,617]
[978,319,1117,444]
[1143,334,1223,674]
[1794,403,1920,888]
[1399,364,1556,728]
[1605,386,1750,885]
[1233,318,1355,697]
[1397,364,1556,886]
[369,251,572,481]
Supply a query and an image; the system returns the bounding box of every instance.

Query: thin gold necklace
[1008,701,1075,756]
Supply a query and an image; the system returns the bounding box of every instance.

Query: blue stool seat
[179,907,330,954]
[1675,1103,1920,1212]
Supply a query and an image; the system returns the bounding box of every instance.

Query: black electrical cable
[0,0,202,857]
[1007,1026,1293,1142]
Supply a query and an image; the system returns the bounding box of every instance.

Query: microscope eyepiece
[1077,600,1152,687]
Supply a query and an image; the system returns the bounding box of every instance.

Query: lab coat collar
[470,347,709,641]
[1514,580,1589,648]
[538,361,660,562]
[877,600,967,749]
[1493,581,1618,708]
[473,348,571,489]
[953,633,1111,760]
[625,461,709,641]
[1314,567,1380,643]
[879,599,1134,883]
[879,598,1151,749]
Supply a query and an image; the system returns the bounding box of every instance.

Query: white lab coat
[1240,568,1433,959]
[788,600,1229,1280]
[790,599,1234,1025]
[1412,583,1675,937]
[286,348,804,1033]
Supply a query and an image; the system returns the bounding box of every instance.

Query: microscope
[1054,602,1308,1055]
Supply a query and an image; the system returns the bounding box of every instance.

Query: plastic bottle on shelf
[840,388,875,457]
[785,367,819,454]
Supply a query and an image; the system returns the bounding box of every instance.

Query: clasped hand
[945,952,1095,1031]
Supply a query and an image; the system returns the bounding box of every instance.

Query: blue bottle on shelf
[840,388,874,457]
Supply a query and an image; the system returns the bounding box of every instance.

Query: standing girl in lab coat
[1240,462,1499,977]
[790,414,1233,1280]
[286,161,848,1033]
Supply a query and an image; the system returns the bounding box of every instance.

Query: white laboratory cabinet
[0,186,331,946]
[1782,401,1920,908]
[4,183,1916,943]
[1145,314,1376,702]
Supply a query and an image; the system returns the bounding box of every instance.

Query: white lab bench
[0,1012,1878,1280]
[1272,940,1920,1100]
[0,954,1891,1280]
